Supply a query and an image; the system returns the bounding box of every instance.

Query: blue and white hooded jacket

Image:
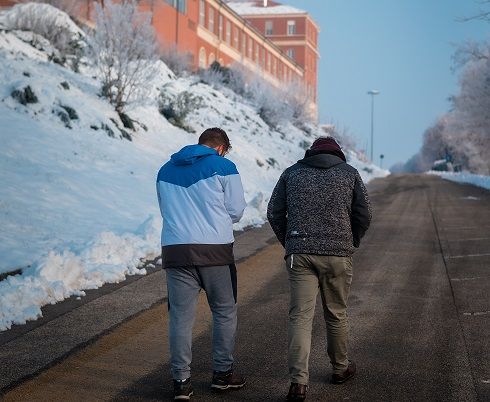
[156,144,246,268]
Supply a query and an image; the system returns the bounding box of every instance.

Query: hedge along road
[2,174,489,402]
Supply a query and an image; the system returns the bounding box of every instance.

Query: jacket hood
[170,144,218,166]
[298,153,345,169]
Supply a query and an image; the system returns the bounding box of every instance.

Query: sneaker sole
[210,382,246,391]
[174,391,193,400]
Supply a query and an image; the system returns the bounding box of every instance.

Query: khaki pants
[286,254,353,384]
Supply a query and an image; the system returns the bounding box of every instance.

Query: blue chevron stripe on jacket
[156,144,247,268]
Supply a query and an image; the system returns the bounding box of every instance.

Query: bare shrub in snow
[160,45,192,77]
[199,62,248,96]
[249,78,291,129]
[5,2,84,65]
[87,0,158,113]
[158,89,203,133]
[21,0,79,17]
[285,79,312,127]
[321,124,358,151]
[198,62,312,129]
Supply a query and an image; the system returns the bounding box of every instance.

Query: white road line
[451,277,487,281]
[443,227,482,230]
[463,311,490,316]
[449,237,490,242]
[447,253,490,259]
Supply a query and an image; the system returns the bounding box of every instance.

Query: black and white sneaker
[211,369,246,391]
[173,378,193,400]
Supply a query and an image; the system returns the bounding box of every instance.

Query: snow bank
[0,216,159,330]
[0,11,388,330]
[428,171,490,191]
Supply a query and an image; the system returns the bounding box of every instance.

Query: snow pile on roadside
[428,171,490,190]
[0,216,160,330]
[346,150,390,181]
[0,5,388,331]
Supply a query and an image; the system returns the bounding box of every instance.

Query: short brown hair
[198,127,231,151]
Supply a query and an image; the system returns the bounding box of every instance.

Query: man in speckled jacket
[267,137,371,401]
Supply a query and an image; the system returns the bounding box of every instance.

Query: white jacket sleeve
[221,174,247,223]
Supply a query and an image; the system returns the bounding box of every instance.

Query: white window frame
[233,26,239,48]
[208,7,214,33]
[219,15,223,40]
[199,0,205,26]
[226,20,231,44]
[242,33,246,54]
[265,20,273,36]
[287,20,296,35]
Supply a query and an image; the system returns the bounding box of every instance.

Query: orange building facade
[0,0,320,119]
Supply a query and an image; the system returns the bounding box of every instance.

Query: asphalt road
[3,174,489,401]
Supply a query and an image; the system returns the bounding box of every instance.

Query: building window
[287,48,295,60]
[248,38,253,59]
[255,43,259,63]
[261,47,265,67]
[267,52,271,72]
[199,0,205,26]
[226,20,231,44]
[287,20,296,35]
[208,52,215,66]
[199,47,206,69]
[233,26,239,48]
[242,33,246,54]
[166,0,187,14]
[218,15,223,39]
[208,7,214,33]
[272,57,277,76]
[265,20,273,35]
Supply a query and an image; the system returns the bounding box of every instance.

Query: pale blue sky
[282,0,489,168]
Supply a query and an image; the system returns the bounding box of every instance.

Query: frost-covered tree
[21,0,79,17]
[5,2,84,61]
[405,1,490,175]
[87,0,158,113]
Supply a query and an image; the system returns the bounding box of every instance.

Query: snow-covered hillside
[0,4,388,331]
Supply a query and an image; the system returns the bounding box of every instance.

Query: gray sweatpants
[166,265,238,380]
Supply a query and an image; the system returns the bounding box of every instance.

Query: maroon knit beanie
[309,137,346,162]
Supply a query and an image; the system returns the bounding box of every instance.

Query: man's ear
[216,145,225,156]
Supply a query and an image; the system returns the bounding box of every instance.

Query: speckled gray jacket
[267,153,372,257]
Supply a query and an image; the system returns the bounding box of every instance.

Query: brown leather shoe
[286,383,308,401]
[331,360,356,384]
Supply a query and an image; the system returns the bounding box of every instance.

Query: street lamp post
[367,90,380,162]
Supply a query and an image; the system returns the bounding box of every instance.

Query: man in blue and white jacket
[156,127,247,400]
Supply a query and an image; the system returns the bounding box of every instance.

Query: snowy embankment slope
[0,5,388,331]
[428,171,490,191]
